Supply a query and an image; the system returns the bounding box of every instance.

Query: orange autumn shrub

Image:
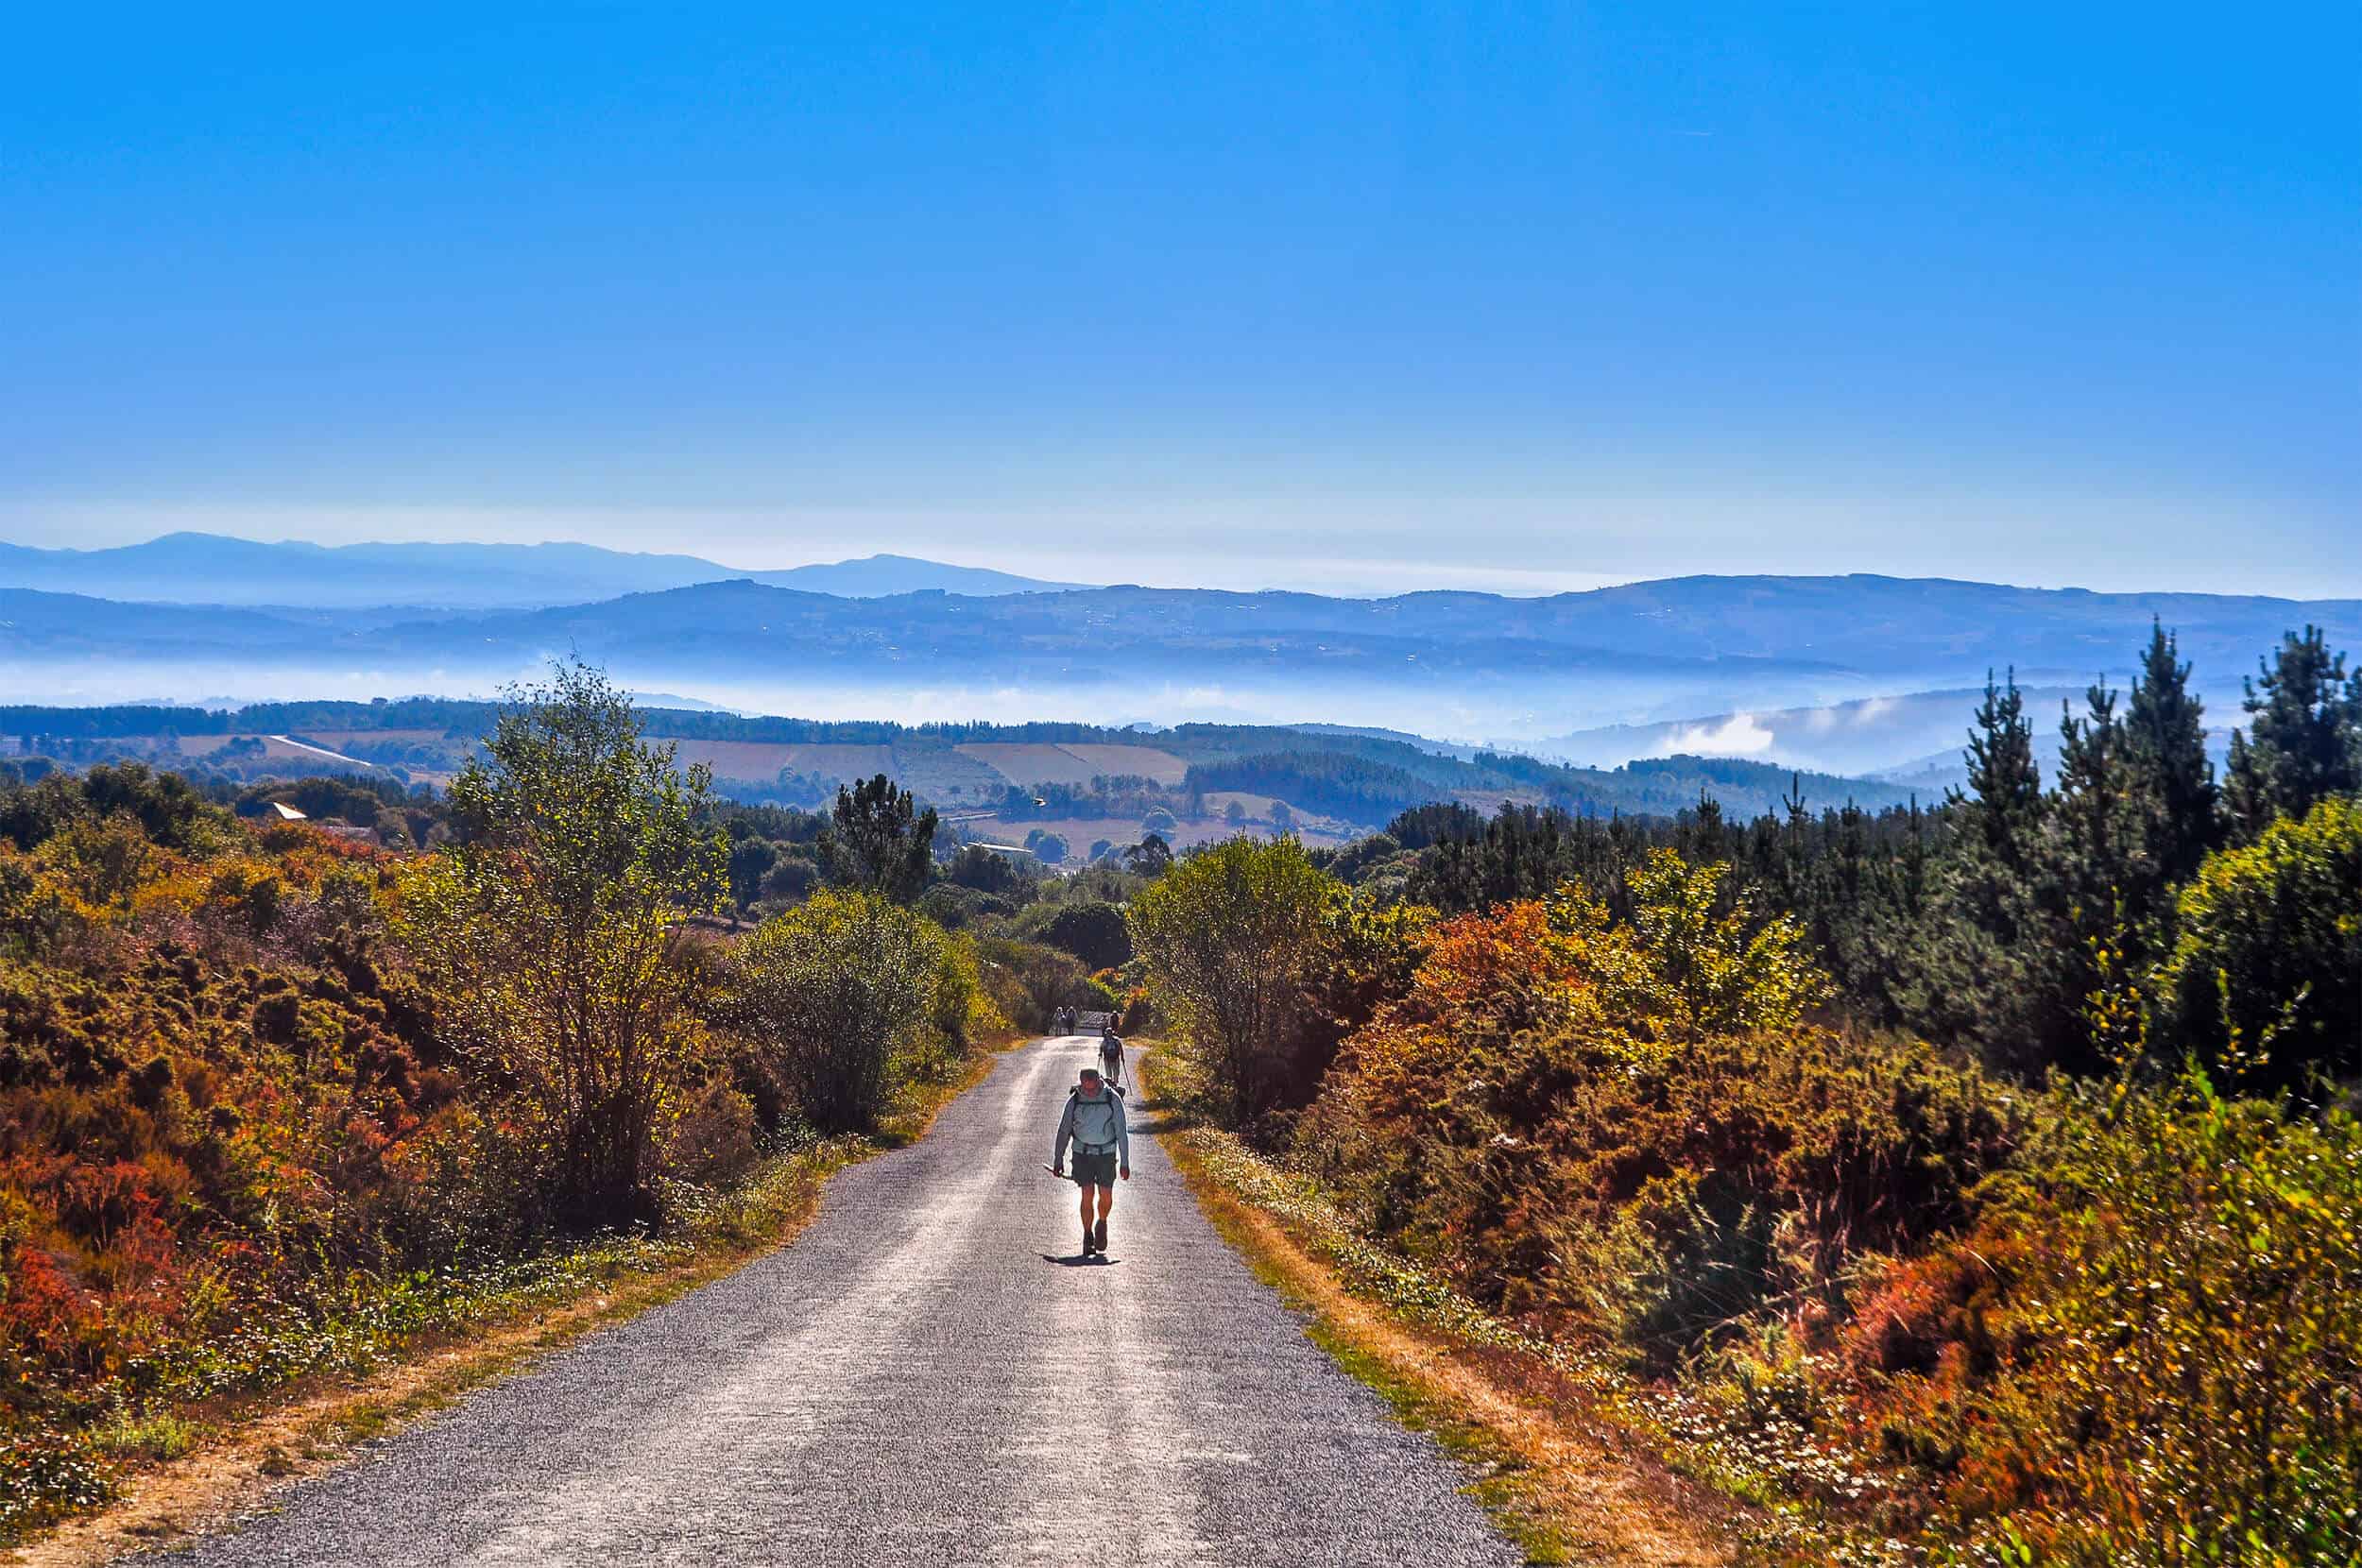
[1298,853,2022,1359]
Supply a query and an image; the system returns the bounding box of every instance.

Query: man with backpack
[1051,1064,1130,1257]
[1096,1019,1125,1093]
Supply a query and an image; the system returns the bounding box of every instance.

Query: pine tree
[1949,669,2043,869]
[2054,678,2162,921]
[1945,669,2043,945]
[2123,619,2217,885]
[823,773,939,902]
[2223,626,2362,837]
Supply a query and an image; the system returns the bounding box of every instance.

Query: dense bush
[1022,898,1132,969]
[2155,794,2362,1091]
[726,891,945,1133]
[1297,858,2019,1357]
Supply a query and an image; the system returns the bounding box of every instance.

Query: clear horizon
[4,6,2354,598]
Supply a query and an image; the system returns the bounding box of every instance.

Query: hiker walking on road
[1097,1019,1125,1093]
[1052,1065,1130,1256]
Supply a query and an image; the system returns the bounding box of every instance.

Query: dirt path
[145,1038,1525,1567]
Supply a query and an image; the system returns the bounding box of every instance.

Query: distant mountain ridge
[0,534,1077,607]
[0,544,2353,756]
[745,554,1080,597]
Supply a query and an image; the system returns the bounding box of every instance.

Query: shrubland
[1140,624,2362,1564]
[0,666,1013,1540]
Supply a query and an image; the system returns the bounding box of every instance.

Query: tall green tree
[1906,671,2057,1071]
[401,661,726,1224]
[2052,681,2147,907]
[1948,669,2044,901]
[823,773,938,901]
[2223,626,2362,839]
[2124,620,2218,885]
[1128,836,1338,1122]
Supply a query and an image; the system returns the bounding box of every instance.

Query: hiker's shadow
[1038,1253,1120,1268]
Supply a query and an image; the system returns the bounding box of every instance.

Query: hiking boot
[1092,1218,1108,1254]
[1081,1224,1096,1257]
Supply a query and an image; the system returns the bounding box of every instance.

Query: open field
[1043,741,1193,785]
[953,741,1191,787]
[662,740,896,781]
[171,735,386,766]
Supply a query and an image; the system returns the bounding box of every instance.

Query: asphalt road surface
[162,1036,1523,1567]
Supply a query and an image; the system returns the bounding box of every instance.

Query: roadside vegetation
[6,625,2354,1559]
[1136,623,2362,1566]
[0,664,1027,1542]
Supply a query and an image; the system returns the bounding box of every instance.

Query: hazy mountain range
[0,535,1074,608]
[2,534,2352,779]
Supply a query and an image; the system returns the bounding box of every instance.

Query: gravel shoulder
[149,1037,1523,1567]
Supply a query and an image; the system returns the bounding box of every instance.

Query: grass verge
[4,1036,1020,1567]
[1142,1049,1742,1568]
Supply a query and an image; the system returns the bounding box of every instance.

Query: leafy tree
[1268,800,1295,834]
[2223,626,2362,838]
[1613,850,1828,1040]
[1032,899,1132,969]
[2155,795,2362,1091]
[727,835,781,910]
[823,773,938,901]
[0,761,225,856]
[1123,833,1172,878]
[727,890,940,1132]
[757,849,820,903]
[946,843,1027,894]
[1128,837,1338,1121]
[975,935,1096,1031]
[398,661,726,1224]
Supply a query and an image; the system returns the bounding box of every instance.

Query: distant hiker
[1052,1065,1130,1257]
[1097,1020,1125,1093]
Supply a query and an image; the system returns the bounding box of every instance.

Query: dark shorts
[1070,1150,1118,1187]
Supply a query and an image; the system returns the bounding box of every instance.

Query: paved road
[162,1037,1523,1567]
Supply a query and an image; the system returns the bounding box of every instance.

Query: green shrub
[2155,794,2362,1091]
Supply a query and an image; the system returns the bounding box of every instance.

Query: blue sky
[2,3,2353,595]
